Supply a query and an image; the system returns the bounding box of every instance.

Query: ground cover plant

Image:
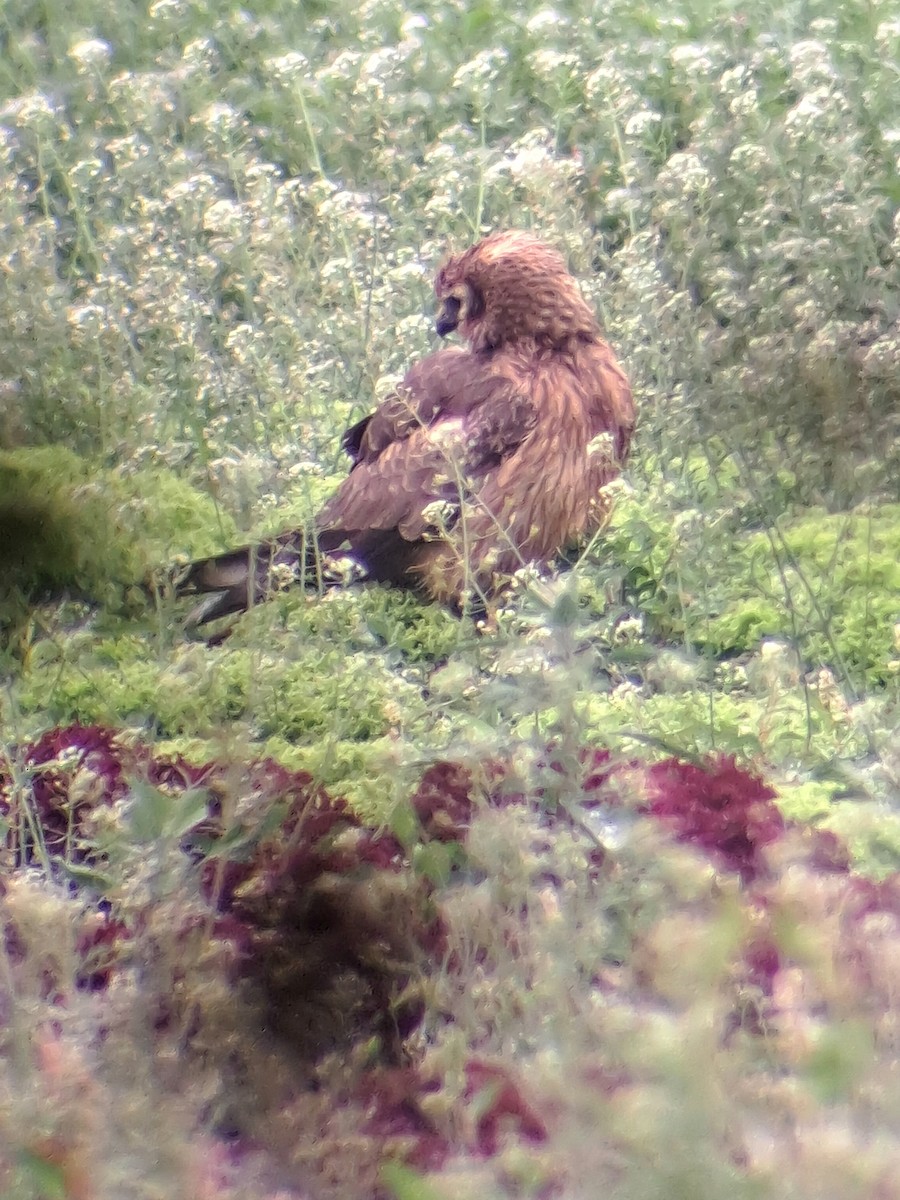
[1,0,899,1195]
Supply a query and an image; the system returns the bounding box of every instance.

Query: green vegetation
[1,0,899,1195]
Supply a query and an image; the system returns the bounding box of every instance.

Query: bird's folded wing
[341,346,469,463]
[318,351,536,541]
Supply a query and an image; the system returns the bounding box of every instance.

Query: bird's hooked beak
[435,295,461,337]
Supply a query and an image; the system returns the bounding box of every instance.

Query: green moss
[346,586,470,664]
[221,578,469,667]
[12,633,253,735]
[254,653,393,742]
[125,469,241,566]
[150,730,420,822]
[12,596,437,760]
[599,479,900,686]
[258,733,420,820]
[774,780,842,824]
[0,446,239,614]
[823,803,900,880]
[707,508,900,685]
[569,685,870,765]
[0,447,130,604]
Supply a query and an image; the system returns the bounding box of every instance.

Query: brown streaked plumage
[174,231,635,627]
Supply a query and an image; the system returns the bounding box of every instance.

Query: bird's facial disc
[435,283,484,337]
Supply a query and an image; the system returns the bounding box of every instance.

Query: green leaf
[805,1020,874,1103]
[163,788,211,839]
[379,1160,445,1200]
[549,588,580,630]
[16,1148,67,1200]
[413,840,464,885]
[126,780,171,842]
[388,799,421,849]
[60,862,114,894]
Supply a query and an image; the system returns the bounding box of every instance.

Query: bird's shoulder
[342,345,533,465]
[566,335,636,454]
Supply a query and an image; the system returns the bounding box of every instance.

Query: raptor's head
[433,230,600,352]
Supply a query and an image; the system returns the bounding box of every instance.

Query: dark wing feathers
[340,413,374,463]
[316,347,534,543]
[342,347,468,464]
[461,389,537,474]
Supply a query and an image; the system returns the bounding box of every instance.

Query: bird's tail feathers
[172,531,366,628]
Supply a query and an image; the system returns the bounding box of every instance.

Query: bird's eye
[466,287,484,321]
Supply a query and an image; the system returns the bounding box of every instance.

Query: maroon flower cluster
[410,748,787,885]
[1,723,209,869]
[8,723,899,1195]
[642,755,784,883]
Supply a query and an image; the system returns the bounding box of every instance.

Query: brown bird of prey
[175,231,635,628]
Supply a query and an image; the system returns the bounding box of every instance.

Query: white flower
[452,48,508,92]
[587,431,615,460]
[526,8,566,34]
[386,260,429,285]
[659,151,711,200]
[182,37,219,70]
[719,64,751,94]
[614,615,645,644]
[6,91,62,128]
[784,88,830,131]
[421,500,458,532]
[876,19,900,48]
[789,39,837,85]
[624,110,661,138]
[612,679,642,699]
[67,303,106,334]
[401,13,428,37]
[202,199,244,235]
[730,142,769,173]
[319,50,361,83]
[266,562,301,592]
[197,102,242,132]
[69,38,113,72]
[669,43,711,72]
[527,50,577,81]
[360,47,401,81]
[149,0,188,18]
